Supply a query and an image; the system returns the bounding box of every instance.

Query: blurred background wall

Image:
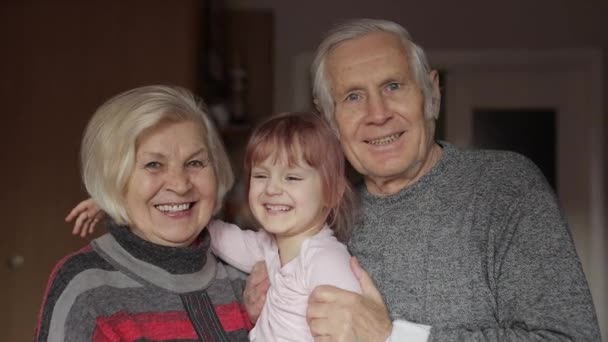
[1,0,605,340]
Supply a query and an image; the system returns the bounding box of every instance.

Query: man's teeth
[156,203,191,212]
[265,204,291,211]
[368,133,401,145]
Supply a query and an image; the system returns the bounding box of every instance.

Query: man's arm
[243,261,270,323]
[306,172,601,341]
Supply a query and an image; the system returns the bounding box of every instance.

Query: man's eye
[144,161,162,169]
[386,82,401,91]
[345,93,361,102]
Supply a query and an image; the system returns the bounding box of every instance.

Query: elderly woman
[35,85,250,341]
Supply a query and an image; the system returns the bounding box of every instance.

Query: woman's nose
[166,168,192,194]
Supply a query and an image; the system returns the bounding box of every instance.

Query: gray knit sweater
[349,142,600,341]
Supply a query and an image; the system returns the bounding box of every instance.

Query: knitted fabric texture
[350,142,600,341]
[36,224,251,341]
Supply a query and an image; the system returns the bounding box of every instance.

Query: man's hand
[307,257,392,341]
[244,261,270,323]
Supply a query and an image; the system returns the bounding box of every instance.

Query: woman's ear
[313,98,322,113]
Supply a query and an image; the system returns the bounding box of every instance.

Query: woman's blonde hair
[81,85,234,224]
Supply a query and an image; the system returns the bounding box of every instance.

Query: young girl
[67,111,361,341]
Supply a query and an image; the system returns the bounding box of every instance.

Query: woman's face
[124,120,217,246]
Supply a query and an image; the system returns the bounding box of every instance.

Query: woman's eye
[144,161,162,170]
[187,159,209,168]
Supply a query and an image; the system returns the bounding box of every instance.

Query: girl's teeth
[265,204,290,211]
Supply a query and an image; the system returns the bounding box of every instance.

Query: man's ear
[429,70,441,119]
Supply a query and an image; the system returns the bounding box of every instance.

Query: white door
[430,50,605,338]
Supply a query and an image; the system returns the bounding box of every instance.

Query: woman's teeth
[156,203,191,213]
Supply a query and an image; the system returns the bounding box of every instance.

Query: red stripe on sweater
[93,311,196,341]
[215,302,253,331]
[92,302,250,341]
[35,244,93,333]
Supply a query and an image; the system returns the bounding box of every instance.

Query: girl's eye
[286,176,302,181]
[144,161,162,170]
[251,174,267,179]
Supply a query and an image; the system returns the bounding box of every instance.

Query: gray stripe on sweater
[92,234,217,293]
[48,269,141,341]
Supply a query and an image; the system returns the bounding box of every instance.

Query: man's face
[326,32,438,194]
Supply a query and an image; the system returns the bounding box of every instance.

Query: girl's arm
[66,200,268,275]
[65,198,105,237]
[305,242,362,294]
[207,220,268,273]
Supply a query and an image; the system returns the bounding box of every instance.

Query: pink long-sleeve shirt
[208,219,361,341]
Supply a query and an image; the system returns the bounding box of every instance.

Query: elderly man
[245,19,600,341]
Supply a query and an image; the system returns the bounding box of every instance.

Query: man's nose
[366,93,392,124]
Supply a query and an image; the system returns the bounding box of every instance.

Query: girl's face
[248,150,328,243]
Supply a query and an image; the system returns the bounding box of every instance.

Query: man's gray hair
[311,18,438,129]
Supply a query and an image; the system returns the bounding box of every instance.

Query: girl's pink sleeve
[207,219,268,273]
[305,242,362,294]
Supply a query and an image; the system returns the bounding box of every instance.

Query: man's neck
[365,142,443,196]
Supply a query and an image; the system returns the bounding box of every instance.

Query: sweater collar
[359,141,456,204]
[91,222,217,293]
[105,222,209,274]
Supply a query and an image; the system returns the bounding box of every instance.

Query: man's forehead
[327,31,406,63]
[326,33,411,89]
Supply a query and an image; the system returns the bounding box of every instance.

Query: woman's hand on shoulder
[65,198,105,237]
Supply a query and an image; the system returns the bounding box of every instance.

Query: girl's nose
[264,177,283,195]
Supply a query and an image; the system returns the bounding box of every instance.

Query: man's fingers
[244,261,270,323]
[308,317,331,338]
[248,261,269,285]
[309,285,349,305]
[351,257,384,305]
[306,299,331,319]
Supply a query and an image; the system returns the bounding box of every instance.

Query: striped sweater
[36,224,251,341]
